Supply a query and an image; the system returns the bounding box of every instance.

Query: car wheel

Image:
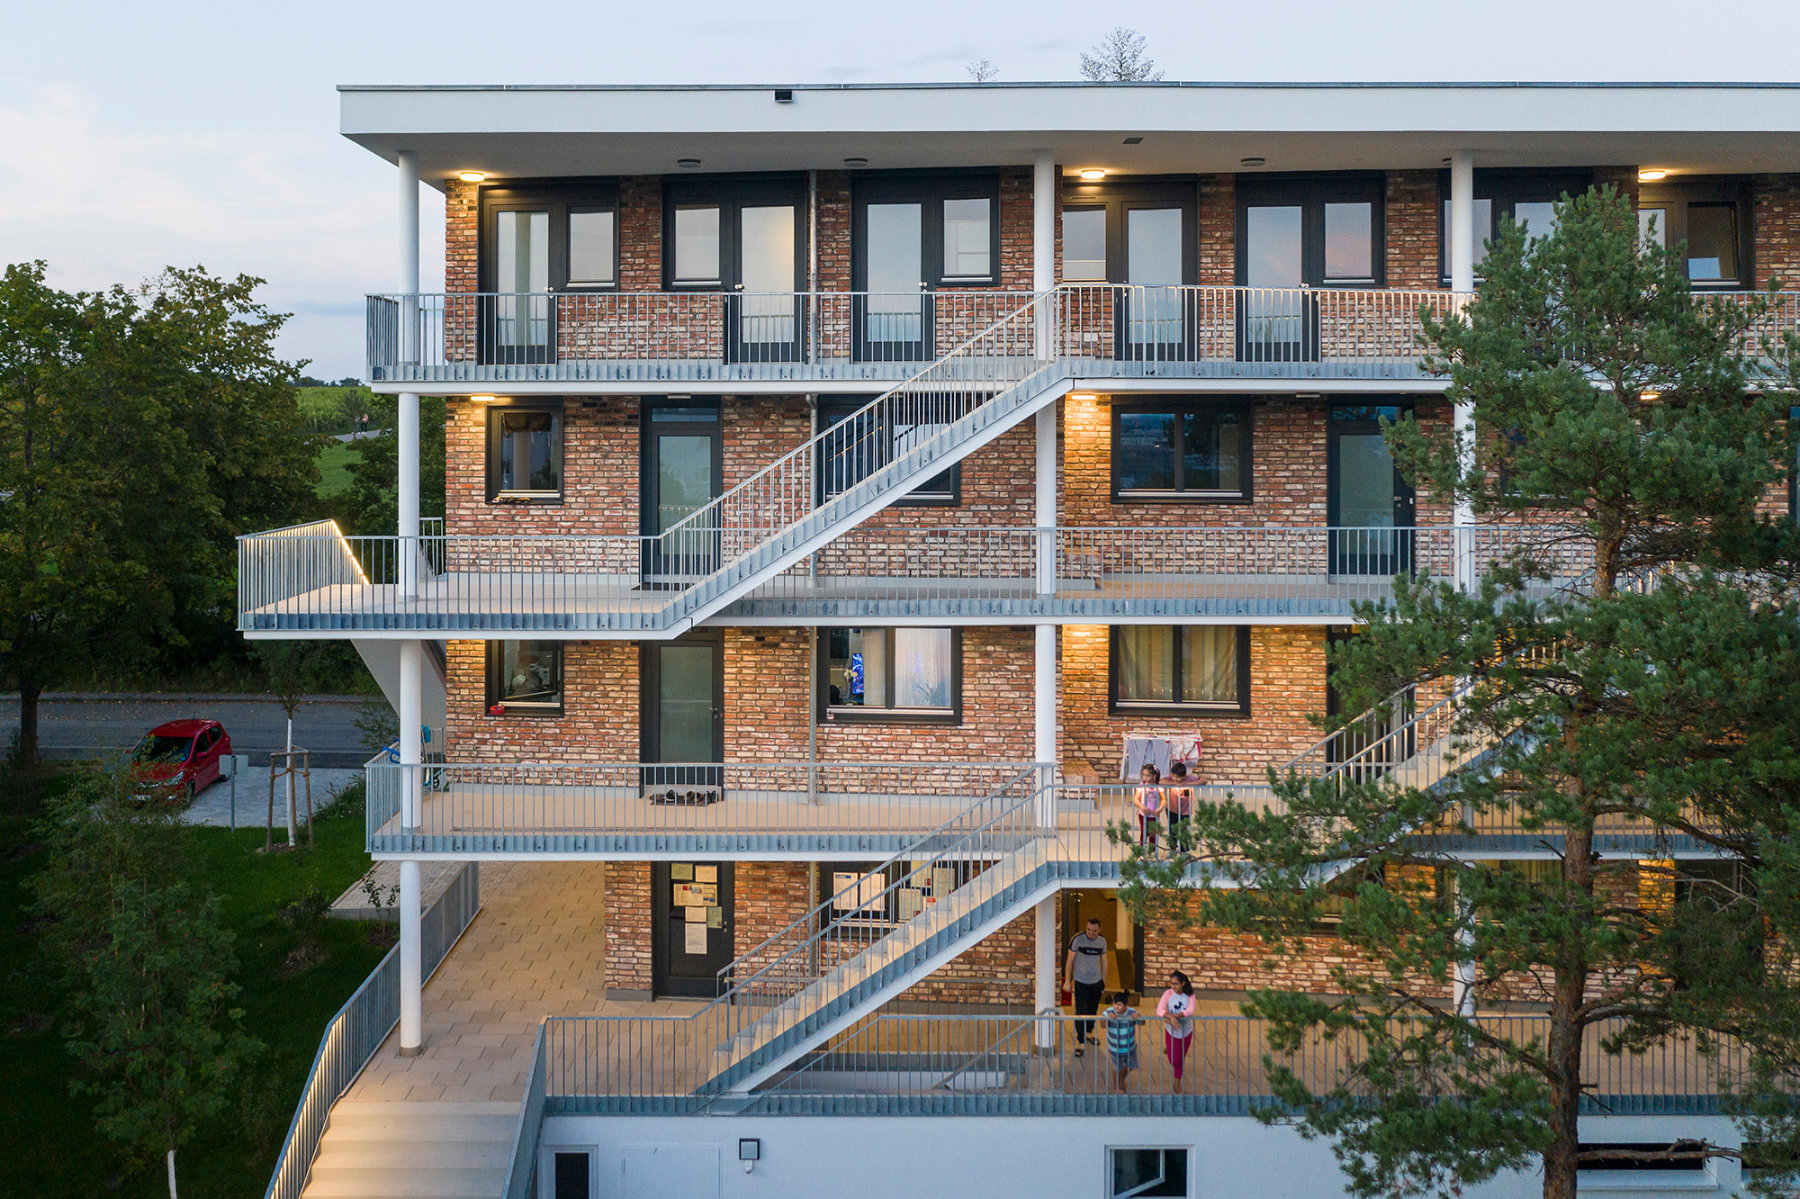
[186,781,196,804]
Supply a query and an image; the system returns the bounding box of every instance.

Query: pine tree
[1121,187,1800,1199]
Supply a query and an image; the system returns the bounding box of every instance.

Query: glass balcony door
[1328,405,1415,576]
[481,207,555,364]
[856,201,930,362]
[726,204,802,363]
[1118,206,1188,360]
[641,403,721,583]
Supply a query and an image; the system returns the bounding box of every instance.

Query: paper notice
[706,906,723,929]
[685,904,706,923]
[694,865,718,883]
[671,863,695,881]
[685,923,708,954]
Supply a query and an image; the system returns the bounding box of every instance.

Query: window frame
[852,171,1003,290]
[486,640,566,718]
[1436,169,1594,283]
[1637,177,1754,291]
[476,181,622,294]
[1057,177,1198,285]
[484,398,565,504]
[1105,1146,1192,1199]
[662,174,809,293]
[1109,397,1254,503]
[816,395,961,507]
[1109,625,1252,717]
[817,626,963,725]
[1235,172,1387,289]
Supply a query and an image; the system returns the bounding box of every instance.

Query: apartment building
[246,83,1800,1199]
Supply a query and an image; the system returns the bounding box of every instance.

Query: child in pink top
[1156,969,1196,1093]
[1132,763,1164,849]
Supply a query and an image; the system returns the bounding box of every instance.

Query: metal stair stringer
[650,363,1073,638]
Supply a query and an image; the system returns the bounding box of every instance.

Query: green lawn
[0,772,386,1198]
[315,439,364,502]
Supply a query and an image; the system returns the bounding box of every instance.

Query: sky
[6,0,1799,379]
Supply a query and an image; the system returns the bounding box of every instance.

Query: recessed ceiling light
[677,158,702,169]
[1122,136,1143,145]
[1240,157,1266,168]
[1078,168,1107,181]
[469,395,500,403]
[843,156,868,167]
[1638,168,1669,182]
[457,171,487,183]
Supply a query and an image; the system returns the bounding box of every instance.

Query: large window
[1111,400,1250,501]
[479,185,620,292]
[821,628,960,722]
[1638,180,1751,289]
[1112,626,1250,715]
[661,177,806,292]
[1236,175,1384,288]
[487,641,564,715]
[853,173,1001,290]
[817,396,958,506]
[485,400,563,502]
[1438,171,1591,280]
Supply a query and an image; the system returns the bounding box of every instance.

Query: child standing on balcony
[1157,970,1196,1094]
[1103,992,1141,1094]
[1133,763,1164,850]
[1163,761,1194,847]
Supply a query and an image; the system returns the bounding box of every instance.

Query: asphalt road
[2,694,381,769]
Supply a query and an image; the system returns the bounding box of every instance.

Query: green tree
[336,391,446,537]
[0,263,316,768]
[32,770,262,1198]
[1121,187,1800,1199]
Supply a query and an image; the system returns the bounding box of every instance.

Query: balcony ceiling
[340,81,1800,189]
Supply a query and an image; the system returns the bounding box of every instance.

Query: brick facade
[1384,170,1440,289]
[1753,174,1800,288]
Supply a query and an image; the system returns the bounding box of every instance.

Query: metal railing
[502,1024,548,1199]
[363,759,1043,853]
[539,1010,1762,1116]
[264,863,482,1199]
[237,523,1604,632]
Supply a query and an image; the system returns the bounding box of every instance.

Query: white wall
[538,1113,1746,1199]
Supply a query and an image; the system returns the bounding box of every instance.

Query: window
[1236,175,1384,288]
[821,628,960,722]
[1057,180,1196,287]
[672,205,721,283]
[478,185,620,293]
[817,396,958,506]
[485,400,563,501]
[1111,626,1250,715]
[852,173,1001,291]
[1638,179,1751,288]
[662,176,807,294]
[566,209,616,287]
[487,641,564,715]
[1438,171,1592,280]
[815,859,978,926]
[1109,1147,1189,1198]
[1062,206,1107,280]
[1111,400,1251,501]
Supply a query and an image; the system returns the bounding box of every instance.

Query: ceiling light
[1069,393,1097,401]
[1240,157,1266,168]
[1078,168,1107,181]
[469,395,500,403]
[843,156,868,167]
[457,171,487,183]
[677,158,702,169]
[1638,168,1669,182]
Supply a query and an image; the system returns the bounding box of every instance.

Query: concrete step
[312,1142,510,1172]
[301,1176,504,1199]
[296,1101,517,1199]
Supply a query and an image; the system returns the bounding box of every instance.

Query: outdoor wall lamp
[739,1138,761,1174]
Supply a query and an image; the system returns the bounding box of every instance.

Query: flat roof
[339,82,1800,188]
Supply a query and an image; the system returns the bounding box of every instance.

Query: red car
[131,719,232,803]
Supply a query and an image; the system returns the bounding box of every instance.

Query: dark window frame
[1235,172,1388,288]
[817,627,964,726]
[1436,169,1595,282]
[1109,397,1254,503]
[484,398,565,503]
[476,180,622,294]
[1109,625,1253,718]
[661,174,809,293]
[1107,1146,1192,1199]
[1638,176,1754,291]
[1057,177,1198,285]
[485,640,566,717]
[851,170,1004,289]
[816,395,961,507]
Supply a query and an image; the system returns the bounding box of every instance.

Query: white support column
[1032,149,1056,361]
[396,151,423,601]
[1033,405,1058,819]
[1448,150,1477,591]
[1452,877,1478,1018]
[398,638,424,1055]
[1035,896,1057,1050]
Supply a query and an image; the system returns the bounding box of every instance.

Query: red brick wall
[1198,175,1235,286]
[734,862,813,957]
[1753,174,1800,289]
[444,397,642,540]
[1385,171,1440,289]
[445,639,640,762]
[604,862,653,993]
[446,179,478,295]
[1061,624,1329,785]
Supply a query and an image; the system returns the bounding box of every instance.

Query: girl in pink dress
[1156,969,1196,1093]
[1133,763,1164,850]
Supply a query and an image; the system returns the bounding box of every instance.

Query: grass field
[0,772,385,1198]
[315,439,364,501]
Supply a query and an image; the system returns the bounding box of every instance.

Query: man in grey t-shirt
[1063,918,1109,1053]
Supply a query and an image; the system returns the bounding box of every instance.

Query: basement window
[1109,1147,1189,1198]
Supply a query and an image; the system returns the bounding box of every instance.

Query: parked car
[130,719,232,803]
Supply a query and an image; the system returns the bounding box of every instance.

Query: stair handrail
[703,764,1053,1043]
[646,293,1057,617]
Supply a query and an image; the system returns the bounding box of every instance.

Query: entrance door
[1117,206,1187,361]
[641,402,721,582]
[641,633,723,796]
[855,201,929,362]
[727,204,802,363]
[1328,405,1415,575]
[652,862,735,998]
[481,205,555,365]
